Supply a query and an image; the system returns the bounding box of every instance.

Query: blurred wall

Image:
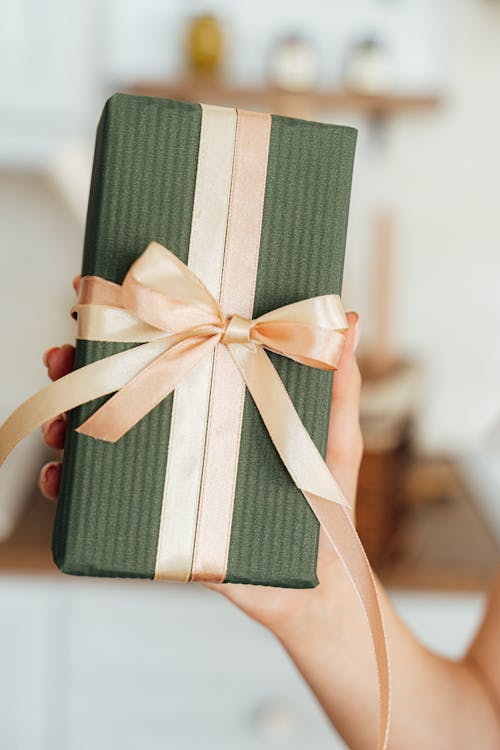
[345,1,500,453]
[1,0,499,455]
[104,0,446,90]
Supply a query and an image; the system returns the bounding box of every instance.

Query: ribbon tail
[305,492,391,750]
[0,338,180,469]
[227,343,390,750]
[227,343,350,508]
[77,333,220,442]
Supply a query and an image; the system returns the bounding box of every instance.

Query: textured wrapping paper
[52,93,357,587]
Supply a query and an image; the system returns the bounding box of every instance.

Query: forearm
[274,565,500,750]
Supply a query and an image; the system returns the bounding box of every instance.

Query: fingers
[41,413,67,450]
[38,278,79,502]
[40,344,75,451]
[43,344,75,381]
[38,460,62,501]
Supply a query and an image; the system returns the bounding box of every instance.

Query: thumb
[326,312,363,511]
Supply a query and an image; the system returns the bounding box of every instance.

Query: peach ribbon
[191,108,272,583]
[155,103,237,583]
[0,240,390,749]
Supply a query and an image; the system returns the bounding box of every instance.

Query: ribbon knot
[221,314,253,347]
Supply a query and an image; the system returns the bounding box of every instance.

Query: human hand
[39,277,362,639]
[203,309,362,638]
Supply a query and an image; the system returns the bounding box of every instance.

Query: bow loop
[121,242,226,334]
[249,296,348,369]
[251,321,347,369]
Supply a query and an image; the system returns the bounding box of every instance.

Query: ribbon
[0,240,390,749]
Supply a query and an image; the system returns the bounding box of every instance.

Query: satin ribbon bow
[0,241,390,750]
[72,241,349,482]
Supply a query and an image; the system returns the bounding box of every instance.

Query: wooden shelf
[378,458,499,592]
[0,457,497,591]
[128,79,441,119]
[0,491,58,574]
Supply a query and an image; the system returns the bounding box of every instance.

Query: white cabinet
[0,579,55,750]
[0,576,486,750]
[0,577,342,749]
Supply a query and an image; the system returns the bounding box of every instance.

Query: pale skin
[38,277,500,749]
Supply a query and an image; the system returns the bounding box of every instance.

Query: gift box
[47,93,357,587]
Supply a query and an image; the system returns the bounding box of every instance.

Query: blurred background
[0,1,499,748]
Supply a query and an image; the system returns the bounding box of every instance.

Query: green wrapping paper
[53,93,357,587]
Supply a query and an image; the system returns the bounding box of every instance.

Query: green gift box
[52,93,357,588]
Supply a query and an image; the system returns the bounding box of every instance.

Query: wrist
[271,595,324,644]
[271,561,349,647]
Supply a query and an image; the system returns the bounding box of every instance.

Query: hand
[39,277,362,639]
[205,309,362,639]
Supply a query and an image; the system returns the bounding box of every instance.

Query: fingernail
[43,346,59,368]
[39,461,60,485]
[354,317,361,353]
[41,414,66,439]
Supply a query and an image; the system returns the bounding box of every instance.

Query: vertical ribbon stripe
[154,104,237,581]
[191,110,272,582]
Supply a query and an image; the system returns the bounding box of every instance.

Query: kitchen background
[0,1,499,748]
